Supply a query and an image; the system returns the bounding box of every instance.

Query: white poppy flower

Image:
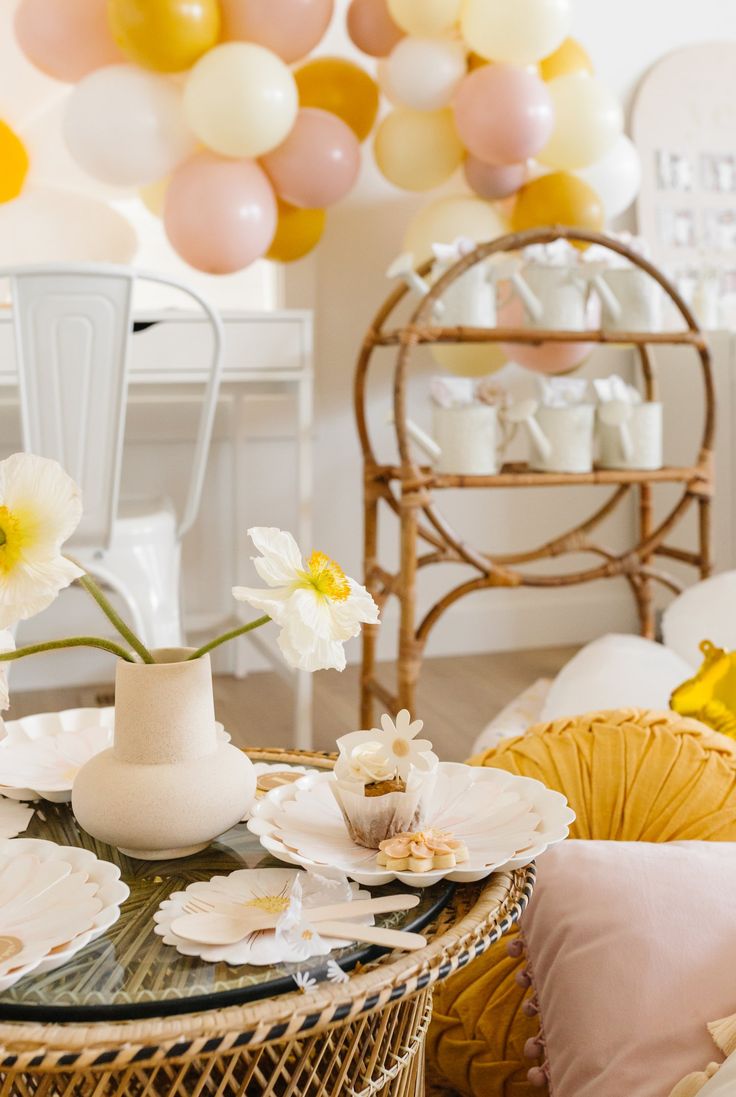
[0,630,13,713]
[232,527,379,673]
[0,454,83,629]
[336,710,437,781]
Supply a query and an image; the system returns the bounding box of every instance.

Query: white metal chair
[2,263,224,651]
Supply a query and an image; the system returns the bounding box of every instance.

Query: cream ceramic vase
[72,648,256,861]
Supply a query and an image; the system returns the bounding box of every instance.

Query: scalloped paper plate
[0,709,229,802]
[0,838,128,990]
[248,762,575,887]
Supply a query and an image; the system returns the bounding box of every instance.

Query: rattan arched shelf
[354,226,715,726]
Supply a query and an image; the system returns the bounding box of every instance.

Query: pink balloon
[14,0,123,83]
[347,0,404,58]
[261,108,361,208]
[498,294,594,375]
[220,0,334,64]
[164,153,277,274]
[464,156,527,200]
[453,64,554,166]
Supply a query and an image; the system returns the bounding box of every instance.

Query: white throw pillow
[540,633,694,721]
[663,571,736,668]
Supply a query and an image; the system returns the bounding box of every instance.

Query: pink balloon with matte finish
[220,0,334,64]
[347,0,404,57]
[261,108,361,208]
[464,156,527,200]
[498,293,595,375]
[14,0,123,82]
[453,64,554,166]
[164,153,277,274]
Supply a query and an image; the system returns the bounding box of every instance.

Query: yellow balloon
[539,73,623,170]
[511,172,604,244]
[295,58,379,142]
[387,0,461,36]
[671,641,736,740]
[108,0,220,73]
[139,177,169,218]
[539,36,594,81]
[404,194,509,264]
[374,108,464,192]
[461,0,571,65]
[431,343,506,377]
[184,43,298,157]
[266,200,326,262]
[0,121,29,204]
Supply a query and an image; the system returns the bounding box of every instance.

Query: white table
[0,308,315,750]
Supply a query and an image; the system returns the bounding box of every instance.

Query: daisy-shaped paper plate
[154,867,372,966]
[248,763,575,887]
[0,708,230,802]
[0,837,128,990]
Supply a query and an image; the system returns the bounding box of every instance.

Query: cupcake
[330,710,438,848]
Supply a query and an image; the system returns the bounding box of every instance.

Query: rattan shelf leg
[398,495,420,715]
[361,484,381,727]
[638,482,655,639]
[699,495,713,579]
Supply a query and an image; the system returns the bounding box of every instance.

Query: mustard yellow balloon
[374,108,464,192]
[511,171,604,244]
[108,0,220,73]
[431,343,506,377]
[539,36,594,81]
[266,200,326,262]
[139,177,169,218]
[404,193,509,264]
[387,0,461,36]
[295,58,379,142]
[0,121,30,203]
[539,73,623,170]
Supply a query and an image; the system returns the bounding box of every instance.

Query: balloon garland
[6,0,640,278]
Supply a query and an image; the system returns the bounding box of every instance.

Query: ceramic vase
[72,648,256,860]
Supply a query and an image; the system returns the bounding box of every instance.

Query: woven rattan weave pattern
[0,747,533,1096]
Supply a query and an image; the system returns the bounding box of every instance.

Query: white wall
[283,0,736,663]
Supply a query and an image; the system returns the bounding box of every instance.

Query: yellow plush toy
[671,640,736,740]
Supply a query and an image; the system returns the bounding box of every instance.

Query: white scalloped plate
[0,709,229,802]
[248,762,575,887]
[0,837,129,990]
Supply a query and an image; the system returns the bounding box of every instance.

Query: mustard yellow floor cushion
[428,709,736,1097]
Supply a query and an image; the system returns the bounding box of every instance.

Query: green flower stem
[187,615,271,661]
[73,569,155,664]
[0,637,135,663]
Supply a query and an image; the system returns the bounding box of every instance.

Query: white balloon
[383,37,467,112]
[576,134,642,218]
[0,188,137,263]
[663,571,736,669]
[63,65,196,187]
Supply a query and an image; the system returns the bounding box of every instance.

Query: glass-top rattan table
[0,747,535,1097]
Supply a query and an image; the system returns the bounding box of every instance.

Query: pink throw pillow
[520,841,736,1096]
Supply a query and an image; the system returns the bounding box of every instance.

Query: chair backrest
[1,263,224,548]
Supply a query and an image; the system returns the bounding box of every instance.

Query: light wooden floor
[5,647,576,760]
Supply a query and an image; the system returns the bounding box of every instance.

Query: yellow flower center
[245,895,291,916]
[392,738,410,757]
[299,551,350,603]
[0,506,24,575]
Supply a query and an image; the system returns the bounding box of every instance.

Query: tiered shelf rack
[354,227,715,725]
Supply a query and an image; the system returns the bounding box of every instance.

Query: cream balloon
[539,73,623,170]
[374,108,464,191]
[184,43,298,158]
[139,177,169,217]
[461,0,571,65]
[0,187,137,263]
[404,193,508,263]
[387,0,461,37]
[576,134,641,218]
[63,65,196,186]
[384,37,466,111]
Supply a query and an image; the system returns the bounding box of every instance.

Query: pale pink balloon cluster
[12,0,371,273]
